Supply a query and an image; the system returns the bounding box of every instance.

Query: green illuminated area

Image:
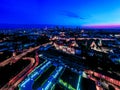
[51,84,55,90]
[59,68,79,90]
[51,83,66,90]
[59,79,76,90]
[32,65,56,90]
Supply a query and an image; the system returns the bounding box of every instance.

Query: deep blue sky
[0,0,120,27]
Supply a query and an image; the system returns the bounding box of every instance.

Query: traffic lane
[95,68,120,81]
[13,57,36,87]
[87,75,120,90]
[85,70,120,90]
[0,59,30,89]
[13,53,40,88]
[0,42,51,67]
[1,57,35,90]
[85,70,120,87]
[0,44,41,67]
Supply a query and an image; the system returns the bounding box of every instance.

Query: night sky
[0,0,120,27]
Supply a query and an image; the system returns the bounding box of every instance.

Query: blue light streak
[18,60,52,90]
[77,74,82,90]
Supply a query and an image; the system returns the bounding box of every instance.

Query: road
[0,42,52,67]
[0,51,40,90]
[51,37,115,41]
[13,52,39,88]
[0,57,36,90]
[0,46,40,67]
[0,42,52,90]
[85,70,120,90]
